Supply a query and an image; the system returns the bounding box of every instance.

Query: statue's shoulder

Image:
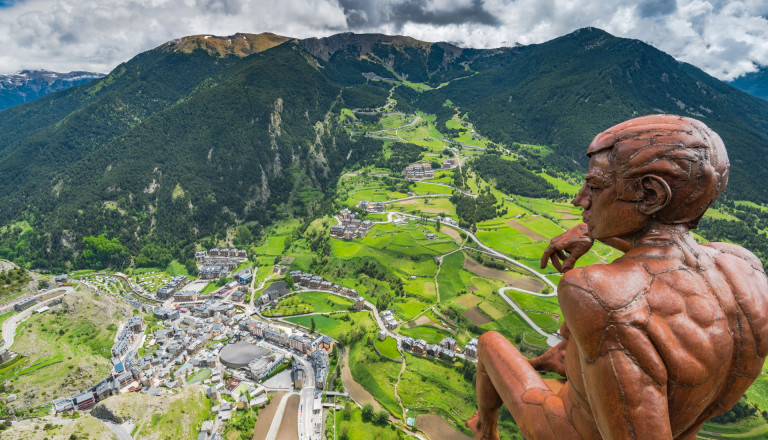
[702,241,765,273]
[560,258,651,311]
[559,260,652,361]
[703,242,768,357]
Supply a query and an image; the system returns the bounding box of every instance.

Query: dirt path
[252,391,287,440]
[275,395,300,440]
[340,348,383,411]
[434,255,443,303]
[415,414,471,440]
[393,353,407,419]
[432,309,458,334]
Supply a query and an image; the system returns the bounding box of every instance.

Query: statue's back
[639,241,768,438]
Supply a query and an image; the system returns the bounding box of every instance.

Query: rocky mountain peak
[160,32,292,58]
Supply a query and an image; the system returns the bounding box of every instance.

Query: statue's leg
[468,331,581,440]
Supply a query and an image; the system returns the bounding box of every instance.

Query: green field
[348,340,402,416]
[536,172,581,196]
[264,292,354,316]
[165,259,190,276]
[286,311,376,340]
[398,353,475,435]
[327,400,417,440]
[436,252,466,301]
[0,311,14,328]
[391,298,429,321]
[298,291,354,313]
[329,222,459,298]
[374,337,401,360]
[399,324,453,344]
[199,281,220,295]
[410,182,454,195]
[263,294,312,316]
[186,368,212,383]
[388,198,457,218]
[701,415,768,440]
[254,234,287,256]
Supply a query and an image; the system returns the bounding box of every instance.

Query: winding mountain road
[1,286,75,351]
[391,212,562,346]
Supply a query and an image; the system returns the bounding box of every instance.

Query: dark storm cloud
[637,0,676,18]
[339,0,500,30]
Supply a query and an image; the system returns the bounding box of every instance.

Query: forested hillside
[0,28,767,272]
[395,28,768,203]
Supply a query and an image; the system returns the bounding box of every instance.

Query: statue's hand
[540,223,593,273]
[528,340,567,377]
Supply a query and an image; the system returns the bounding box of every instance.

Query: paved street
[1,286,74,350]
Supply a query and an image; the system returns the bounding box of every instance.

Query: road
[250,268,278,309]
[394,212,557,291]
[389,212,563,346]
[262,391,299,440]
[1,286,74,350]
[0,285,73,314]
[256,337,321,440]
[103,420,134,440]
[498,287,562,347]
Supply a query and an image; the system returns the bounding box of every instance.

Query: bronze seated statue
[467,114,768,439]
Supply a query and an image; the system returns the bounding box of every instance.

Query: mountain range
[729,66,768,101]
[0,29,767,271]
[0,70,104,111]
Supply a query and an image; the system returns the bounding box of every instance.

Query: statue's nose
[573,186,590,209]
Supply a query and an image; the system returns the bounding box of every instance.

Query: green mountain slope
[0,38,382,270]
[1,28,767,271]
[400,27,768,202]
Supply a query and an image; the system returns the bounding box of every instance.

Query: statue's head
[574,114,729,240]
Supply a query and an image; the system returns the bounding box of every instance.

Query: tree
[362,402,374,421]
[311,317,316,332]
[81,234,128,269]
[374,409,389,425]
[234,225,253,247]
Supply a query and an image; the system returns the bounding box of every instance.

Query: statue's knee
[478,331,504,351]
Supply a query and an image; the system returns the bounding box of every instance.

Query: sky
[0,0,766,81]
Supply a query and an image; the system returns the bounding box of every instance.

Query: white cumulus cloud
[0,0,765,80]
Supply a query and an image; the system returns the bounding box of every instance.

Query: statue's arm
[528,340,566,376]
[560,279,672,439]
[529,323,569,376]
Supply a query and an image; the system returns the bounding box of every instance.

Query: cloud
[0,0,347,74]
[0,0,765,80]
[339,0,500,29]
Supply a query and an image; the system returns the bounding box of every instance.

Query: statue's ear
[637,175,671,216]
